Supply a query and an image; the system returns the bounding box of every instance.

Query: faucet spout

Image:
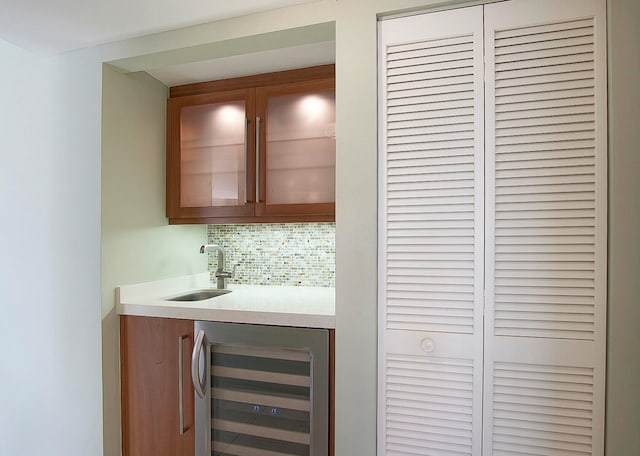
[200,244,228,289]
[200,244,226,268]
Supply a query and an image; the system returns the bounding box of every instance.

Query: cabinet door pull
[178,335,190,435]
[192,330,207,399]
[255,116,261,203]
[243,118,248,204]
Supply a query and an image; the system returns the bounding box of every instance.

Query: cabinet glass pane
[210,345,312,456]
[266,90,335,205]
[180,101,246,207]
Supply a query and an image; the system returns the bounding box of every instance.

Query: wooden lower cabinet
[120,316,194,456]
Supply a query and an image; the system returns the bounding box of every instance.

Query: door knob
[420,338,435,353]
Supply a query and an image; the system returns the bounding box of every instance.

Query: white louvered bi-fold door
[483,0,607,455]
[379,1,606,455]
[378,7,485,455]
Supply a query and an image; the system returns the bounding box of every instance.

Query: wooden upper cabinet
[166,65,335,224]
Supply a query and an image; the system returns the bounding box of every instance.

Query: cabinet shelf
[181,140,244,149]
[268,135,335,143]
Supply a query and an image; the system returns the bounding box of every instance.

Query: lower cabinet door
[120,316,195,456]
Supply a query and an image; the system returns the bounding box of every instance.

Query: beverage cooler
[191,321,329,456]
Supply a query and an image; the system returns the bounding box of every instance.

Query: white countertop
[117,272,335,329]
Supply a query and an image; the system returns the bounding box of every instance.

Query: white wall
[606,0,640,453]
[101,68,207,320]
[100,66,207,455]
[0,39,103,455]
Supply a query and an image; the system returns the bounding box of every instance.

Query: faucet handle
[227,263,240,279]
[215,263,240,280]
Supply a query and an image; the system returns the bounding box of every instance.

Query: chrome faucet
[200,244,235,289]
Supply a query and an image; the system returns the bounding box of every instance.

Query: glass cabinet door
[256,79,335,219]
[180,101,246,207]
[167,89,255,220]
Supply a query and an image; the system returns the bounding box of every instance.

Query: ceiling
[0,0,317,55]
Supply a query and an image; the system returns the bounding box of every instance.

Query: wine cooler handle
[191,329,206,399]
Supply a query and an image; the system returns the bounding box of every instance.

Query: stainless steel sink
[165,289,231,302]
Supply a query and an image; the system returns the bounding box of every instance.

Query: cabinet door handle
[243,118,248,204]
[255,116,261,203]
[178,335,190,435]
[192,329,207,399]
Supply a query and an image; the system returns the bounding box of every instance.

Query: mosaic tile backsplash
[206,223,335,287]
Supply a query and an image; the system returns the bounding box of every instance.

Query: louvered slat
[386,354,474,455]
[385,31,478,334]
[491,17,597,340]
[492,361,594,455]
